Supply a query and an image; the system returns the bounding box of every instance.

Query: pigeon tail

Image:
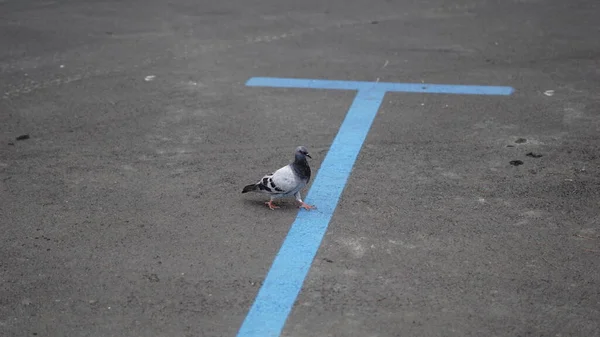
[242,184,258,193]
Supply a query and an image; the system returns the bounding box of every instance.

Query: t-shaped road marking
[237,77,514,337]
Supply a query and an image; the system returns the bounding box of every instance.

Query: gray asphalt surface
[1,0,600,336]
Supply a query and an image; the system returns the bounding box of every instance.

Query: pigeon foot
[265,200,280,210]
[298,202,316,210]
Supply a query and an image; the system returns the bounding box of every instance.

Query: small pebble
[510,160,524,166]
[146,273,160,282]
[526,152,543,158]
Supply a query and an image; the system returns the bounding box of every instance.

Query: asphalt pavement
[1,0,599,336]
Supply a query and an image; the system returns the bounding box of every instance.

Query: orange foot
[298,202,316,210]
[265,200,280,210]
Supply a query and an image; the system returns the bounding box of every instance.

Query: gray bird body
[242,146,315,210]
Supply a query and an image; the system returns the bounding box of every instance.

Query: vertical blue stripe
[236,89,387,337]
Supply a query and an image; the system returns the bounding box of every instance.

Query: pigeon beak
[306,153,312,159]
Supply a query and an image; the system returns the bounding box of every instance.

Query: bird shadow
[241,198,300,213]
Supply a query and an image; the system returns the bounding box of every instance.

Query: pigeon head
[295,146,311,159]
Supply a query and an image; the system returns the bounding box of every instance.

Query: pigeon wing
[255,165,298,195]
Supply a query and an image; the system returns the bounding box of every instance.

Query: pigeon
[242,146,315,210]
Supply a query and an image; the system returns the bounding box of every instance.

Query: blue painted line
[238,77,514,337]
[247,77,514,95]
[237,88,387,337]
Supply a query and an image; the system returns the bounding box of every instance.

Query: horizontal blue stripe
[246,77,514,95]
[236,89,387,337]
